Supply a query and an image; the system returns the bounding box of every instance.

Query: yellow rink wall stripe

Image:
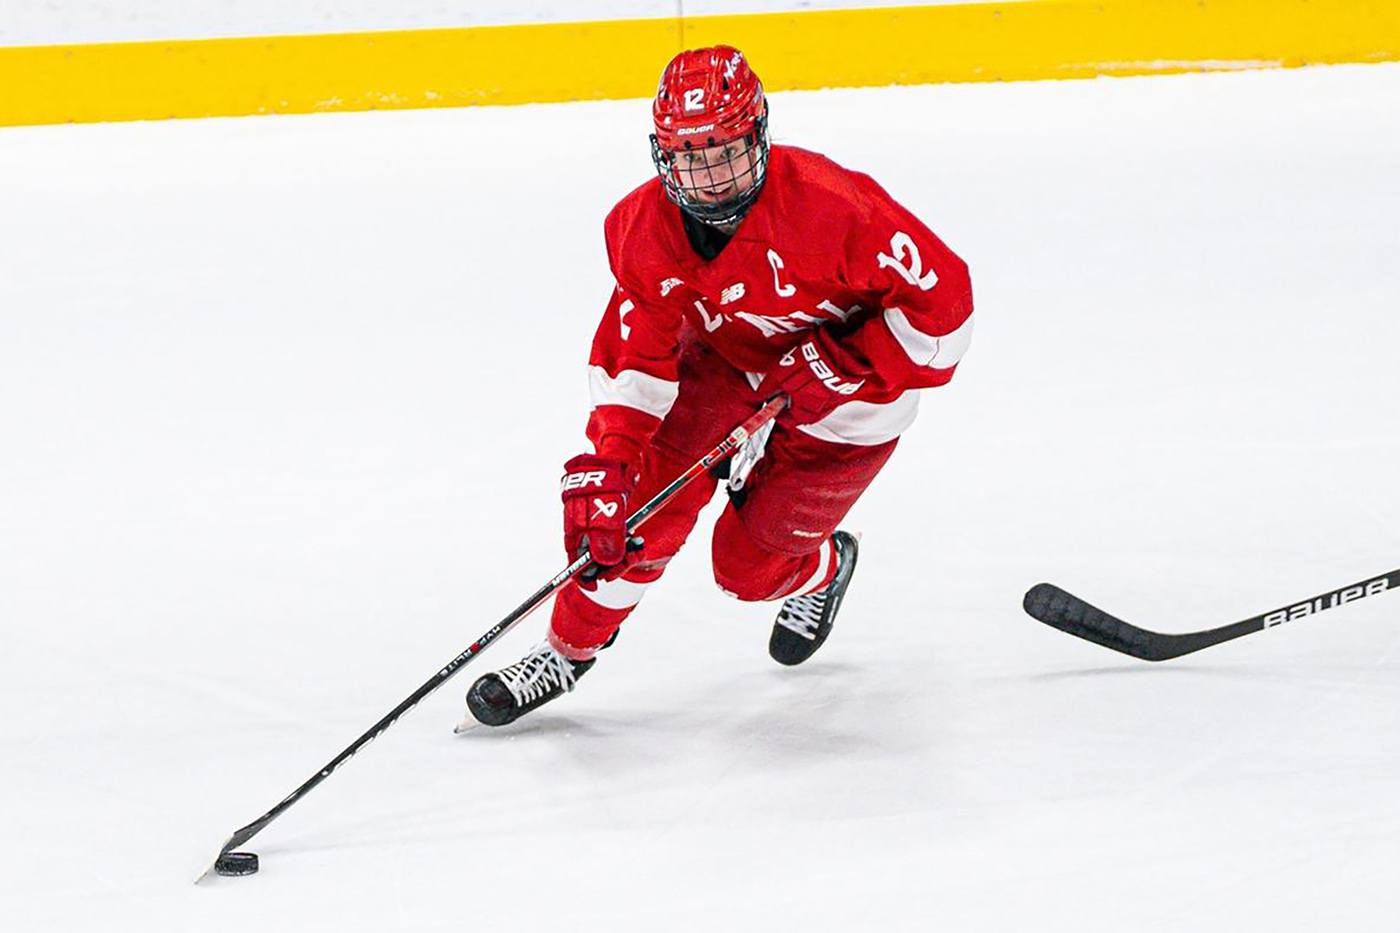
[3,0,1399,127]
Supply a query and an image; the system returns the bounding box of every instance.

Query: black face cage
[650,114,770,227]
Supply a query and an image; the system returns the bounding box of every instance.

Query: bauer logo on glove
[763,340,867,425]
[561,469,608,491]
[560,453,644,582]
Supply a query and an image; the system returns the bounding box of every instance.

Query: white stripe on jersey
[588,365,680,420]
[798,393,920,447]
[883,307,975,370]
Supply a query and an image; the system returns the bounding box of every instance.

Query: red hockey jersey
[587,144,973,463]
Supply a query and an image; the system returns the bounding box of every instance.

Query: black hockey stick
[1024,568,1399,662]
[196,396,787,882]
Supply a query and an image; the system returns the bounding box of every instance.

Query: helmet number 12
[683,88,705,112]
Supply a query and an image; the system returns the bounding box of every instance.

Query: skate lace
[777,590,827,640]
[497,642,579,706]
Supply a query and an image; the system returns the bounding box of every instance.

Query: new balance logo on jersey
[591,498,619,520]
[561,470,607,491]
[720,282,746,304]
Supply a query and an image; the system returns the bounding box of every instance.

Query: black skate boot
[466,641,595,727]
[768,531,859,666]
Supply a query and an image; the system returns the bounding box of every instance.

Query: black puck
[214,851,259,876]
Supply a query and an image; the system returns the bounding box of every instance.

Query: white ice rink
[2,63,1398,931]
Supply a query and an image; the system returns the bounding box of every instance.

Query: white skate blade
[452,716,480,735]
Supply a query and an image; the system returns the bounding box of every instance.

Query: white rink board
[0,0,983,46]
[0,64,1398,932]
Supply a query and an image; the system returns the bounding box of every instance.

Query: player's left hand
[759,340,866,425]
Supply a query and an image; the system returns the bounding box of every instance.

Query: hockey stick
[196,396,787,882]
[1023,568,1399,662]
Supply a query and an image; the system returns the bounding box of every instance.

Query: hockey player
[466,45,973,726]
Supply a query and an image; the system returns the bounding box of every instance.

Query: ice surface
[1,64,1398,932]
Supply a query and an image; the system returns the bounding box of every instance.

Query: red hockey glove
[561,453,643,583]
[759,340,867,426]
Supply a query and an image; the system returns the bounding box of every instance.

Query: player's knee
[711,513,804,602]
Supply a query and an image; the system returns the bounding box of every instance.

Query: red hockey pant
[550,335,896,657]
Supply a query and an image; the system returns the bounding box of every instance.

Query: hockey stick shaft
[199,396,787,879]
[1024,568,1399,661]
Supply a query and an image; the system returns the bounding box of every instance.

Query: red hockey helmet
[650,46,770,226]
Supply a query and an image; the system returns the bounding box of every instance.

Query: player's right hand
[560,454,641,582]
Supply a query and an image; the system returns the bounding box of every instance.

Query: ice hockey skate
[462,640,595,728]
[769,531,860,666]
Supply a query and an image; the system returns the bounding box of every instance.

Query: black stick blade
[1024,569,1398,662]
[1024,583,1182,661]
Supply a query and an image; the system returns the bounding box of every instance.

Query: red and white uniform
[548,144,974,658]
[586,144,974,469]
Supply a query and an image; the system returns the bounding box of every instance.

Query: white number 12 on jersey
[877,231,939,291]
